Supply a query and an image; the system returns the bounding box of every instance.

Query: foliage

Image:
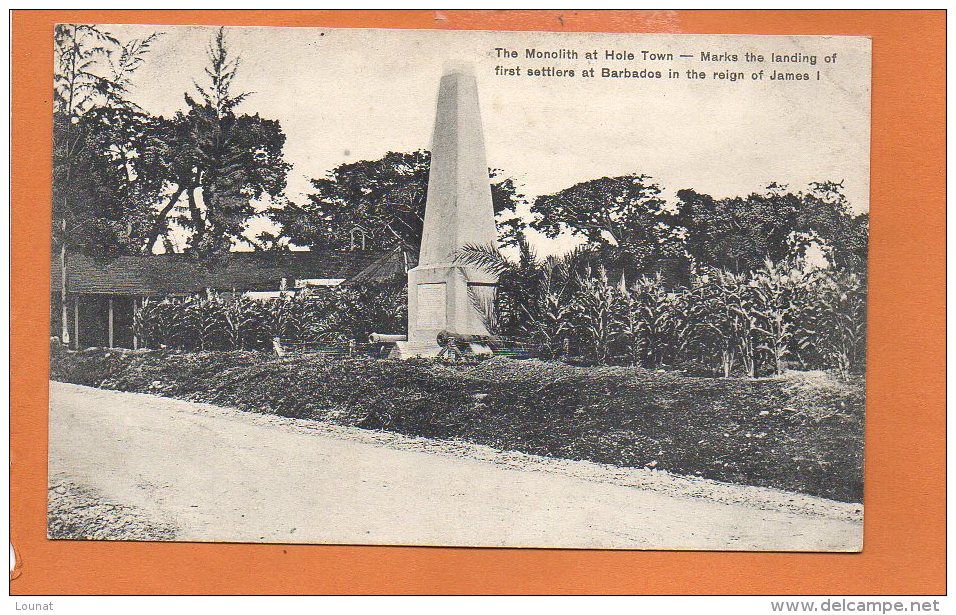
[54,25,121,119]
[271,150,526,252]
[748,259,810,376]
[53,25,290,257]
[684,270,754,378]
[621,273,684,369]
[567,267,620,363]
[793,271,867,381]
[133,293,268,351]
[675,182,868,274]
[456,239,595,353]
[53,25,167,255]
[458,240,867,379]
[530,174,683,278]
[132,283,407,351]
[155,27,290,256]
[309,283,408,343]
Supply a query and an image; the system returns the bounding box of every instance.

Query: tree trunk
[145,186,185,253]
[59,218,70,344]
[188,187,205,248]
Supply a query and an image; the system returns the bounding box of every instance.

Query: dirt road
[48,382,862,550]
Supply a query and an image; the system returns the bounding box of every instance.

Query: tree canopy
[530,174,684,278]
[148,27,290,256]
[53,25,166,254]
[675,181,867,273]
[52,24,866,278]
[530,175,867,279]
[53,25,290,257]
[268,150,526,252]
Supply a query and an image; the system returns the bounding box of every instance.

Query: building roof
[51,249,401,295]
[344,246,418,286]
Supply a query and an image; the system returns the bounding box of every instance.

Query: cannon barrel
[436,330,499,346]
[369,333,408,343]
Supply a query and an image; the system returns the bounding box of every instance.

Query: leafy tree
[675,182,868,273]
[675,186,796,273]
[799,181,868,272]
[836,212,869,273]
[147,27,290,255]
[530,174,681,277]
[54,24,121,119]
[58,108,173,254]
[53,25,164,254]
[53,25,291,258]
[270,150,525,252]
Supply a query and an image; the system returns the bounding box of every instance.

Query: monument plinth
[394,65,498,358]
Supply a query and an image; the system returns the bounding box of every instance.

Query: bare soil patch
[48,475,178,540]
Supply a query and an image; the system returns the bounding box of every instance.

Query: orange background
[10,10,946,595]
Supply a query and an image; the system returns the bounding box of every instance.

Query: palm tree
[455,237,593,354]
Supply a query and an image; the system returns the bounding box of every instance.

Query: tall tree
[675,181,867,273]
[798,181,868,273]
[146,27,290,255]
[54,24,120,119]
[530,174,682,277]
[269,150,525,252]
[53,24,164,344]
[53,25,164,254]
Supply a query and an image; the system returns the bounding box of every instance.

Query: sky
[100,25,871,255]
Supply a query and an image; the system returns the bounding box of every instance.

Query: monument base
[402,263,495,360]
[390,340,443,359]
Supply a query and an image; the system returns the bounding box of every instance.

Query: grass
[50,345,865,503]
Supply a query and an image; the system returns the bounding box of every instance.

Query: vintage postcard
[47,25,870,551]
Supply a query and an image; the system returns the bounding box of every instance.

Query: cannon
[371,331,498,360]
[436,330,496,359]
[368,333,408,344]
[436,331,497,346]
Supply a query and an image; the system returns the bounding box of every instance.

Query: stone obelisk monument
[394,64,498,358]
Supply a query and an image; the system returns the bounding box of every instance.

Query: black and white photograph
[47,24,870,551]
